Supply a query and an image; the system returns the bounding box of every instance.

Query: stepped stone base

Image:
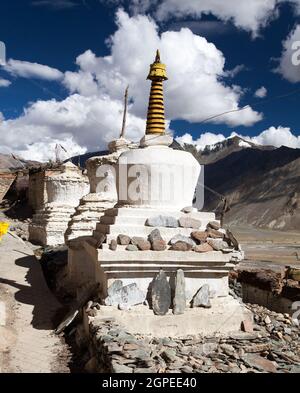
[65,194,114,243]
[29,204,76,246]
[87,297,252,337]
[68,206,243,301]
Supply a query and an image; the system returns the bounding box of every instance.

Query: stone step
[95,224,198,241]
[105,207,216,220]
[96,248,233,263]
[100,215,215,228]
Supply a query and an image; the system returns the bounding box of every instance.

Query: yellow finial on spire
[145,50,168,135]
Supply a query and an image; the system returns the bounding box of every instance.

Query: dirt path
[0,232,70,373]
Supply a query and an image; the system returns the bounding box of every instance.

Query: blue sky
[0,0,300,161]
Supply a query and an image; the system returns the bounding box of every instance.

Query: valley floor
[231,225,300,266]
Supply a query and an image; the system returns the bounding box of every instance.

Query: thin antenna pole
[120,85,129,138]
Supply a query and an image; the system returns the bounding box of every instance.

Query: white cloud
[177,126,300,151]
[276,24,300,82]
[3,59,63,80]
[126,0,286,36]
[176,132,226,150]
[247,126,300,148]
[254,86,267,98]
[125,1,300,37]
[224,64,246,78]
[0,10,262,161]
[0,78,11,87]
[63,10,261,126]
[0,93,145,161]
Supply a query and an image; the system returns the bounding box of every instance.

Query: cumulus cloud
[248,126,300,148]
[63,10,261,126]
[3,59,63,80]
[0,10,263,161]
[113,0,300,36]
[127,0,291,36]
[0,78,11,87]
[254,86,267,98]
[0,93,145,161]
[176,132,226,150]
[276,24,300,82]
[176,126,300,151]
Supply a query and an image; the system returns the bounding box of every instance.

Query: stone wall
[78,300,300,373]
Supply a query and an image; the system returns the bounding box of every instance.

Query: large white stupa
[67,51,247,334]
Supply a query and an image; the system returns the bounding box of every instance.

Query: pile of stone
[82,302,300,373]
[104,220,240,254]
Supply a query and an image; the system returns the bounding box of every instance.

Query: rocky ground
[1,201,300,374]
[83,291,300,373]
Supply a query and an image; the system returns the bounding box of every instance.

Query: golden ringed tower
[145,50,168,135]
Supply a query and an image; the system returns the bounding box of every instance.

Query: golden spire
[145,50,168,135]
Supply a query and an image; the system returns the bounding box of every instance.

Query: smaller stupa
[29,161,89,246]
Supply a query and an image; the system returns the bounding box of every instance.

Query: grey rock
[109,239,117,251]
[151,270,171,315]
[207,238,229,251]
[170,241,192,251]
[181,365,193,373]
[169,234,196,247]
[191,284,211,308]
[225,229,240,250]
[242,354,277,373]
[134,367,157,373]
[146,215,179,228]
[206,228,224,239]
[283,327,292,335]
[148,230,167,251]
[191,230,208,243]
[117,234,131,245]
[111,362,133,373]
[161,338,178,347]
[131,236,151,251]
[107,280,123,297]
[173,269,186,315]
[179,216,201,229]
[207,221,221,230]
[220,344,235,357]
[105,283,145,306]
[161,348,177,363]
[148,229,163,242]
[128,349,151,361]
[126,244,139,251]
[151,239,167,251]
[100,334,114,343]
[193,343,218,356]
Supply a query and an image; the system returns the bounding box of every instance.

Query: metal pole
[120,85,129,138]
